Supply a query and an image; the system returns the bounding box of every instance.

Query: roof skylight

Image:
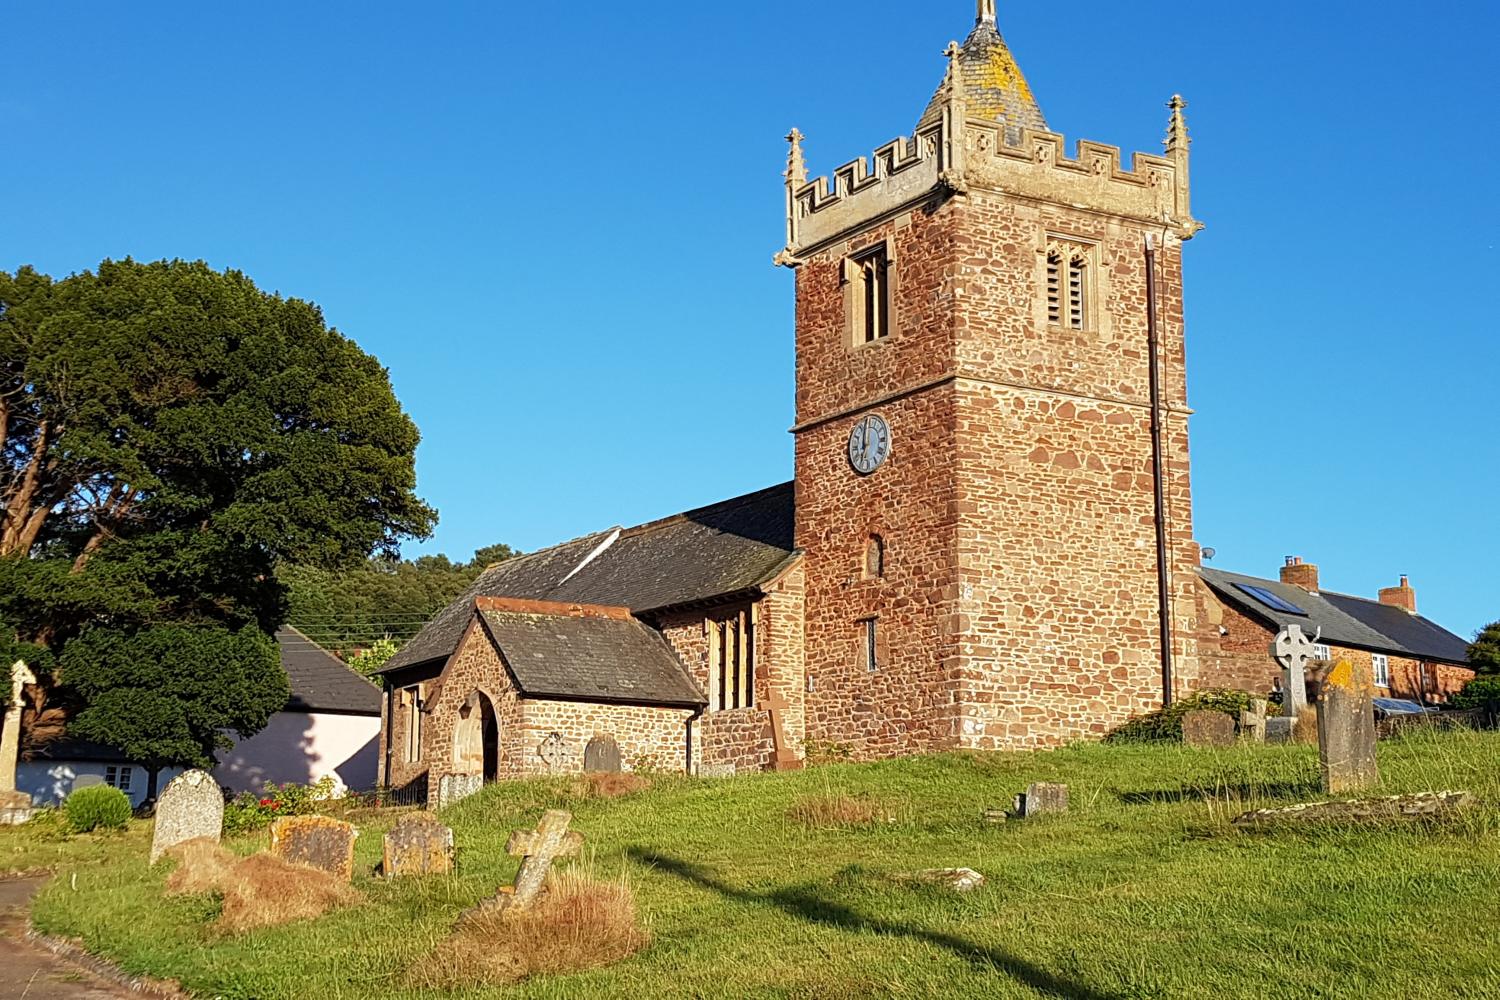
[1233,583,1308,616]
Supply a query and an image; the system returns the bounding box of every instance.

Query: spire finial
[978,0,997,23]
[785,128,806,187]
[1165,94,1190,155]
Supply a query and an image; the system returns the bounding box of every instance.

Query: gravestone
[897,868,986,892]
[1181,710,1236,749]
[1264,716,1298,744]
[537,732,568,775]
[1271,624,1315,719]
[1233,790,1471,828]
[269,815,359,882]
[1317,659,1380,794]
[467,809,584,918]
[1013,782,1068,818]
[0,660,37,826]
[383,812,454,878]
[1239,699,1268,743]
[583,735,622,774]
[438,772,483,809]
[150,769,224,863]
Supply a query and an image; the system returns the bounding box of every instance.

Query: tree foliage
[1467,621,1500,677]
[0,259,435,779]
[279,543,518,656]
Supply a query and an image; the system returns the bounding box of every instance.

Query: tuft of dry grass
[163,841,359,935]
[787,793,893,828]
[411,867,649,988]
[575,772,652,800]
[1295,706,1320,745]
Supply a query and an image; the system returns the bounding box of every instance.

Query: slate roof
[477,608,705,708]
[1201,569,1472,666]
[917,17,1049,145]
[381,482,798,675]
[277,627,382,715]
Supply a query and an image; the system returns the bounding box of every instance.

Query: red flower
[258,798,274,807]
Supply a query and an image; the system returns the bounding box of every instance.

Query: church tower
[782,2,1205,754]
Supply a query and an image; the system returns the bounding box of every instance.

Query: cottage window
[1371,654,1390,688]
[708,606,755,711]
[1046,240,1094,331]
[1313,644,1332,661]
[846,243,892,345]
[104,766,133,792]
[402,685,424,763]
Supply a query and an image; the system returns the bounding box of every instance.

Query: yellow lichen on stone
[1325,659,1354,689]
[979,47,1035,113]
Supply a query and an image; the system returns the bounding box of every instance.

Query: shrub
[64,784,132,833]
[223,776,338,835]
[1106,688,1268,744]
[1453,676,1500,714]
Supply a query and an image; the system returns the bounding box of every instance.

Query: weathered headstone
[1271,624,1315,719]
[583,735,622,774]
[150,769,224,863]
[763,694,805,772]
[438,772,482,809]
[1181,709,1236,749]
[697,762,736,779]
[537,732,568,775]
[1264,716,1298,744]
[382,812,454,878]
[1233,791,1470,829]
[471,809,583,915]
[1317,659,1380,794]
[1239,699,1268,743]
[1013,782,1068,818]
[269,815,359,882]
[896,868,986,892]
[0,660,37,825]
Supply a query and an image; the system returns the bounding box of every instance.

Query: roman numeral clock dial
[847,414,891,475]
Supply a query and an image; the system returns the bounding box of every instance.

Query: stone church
[375,3,1467,804]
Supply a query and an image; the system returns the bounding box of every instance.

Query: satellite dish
[1201,547,1217,561]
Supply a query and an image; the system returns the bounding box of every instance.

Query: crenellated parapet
[778,95,1202,264]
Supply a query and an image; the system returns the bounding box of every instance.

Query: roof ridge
[470,526,621,582]
[617,481,794,541]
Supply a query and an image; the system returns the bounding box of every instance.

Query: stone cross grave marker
[1271,624,1315,719]
[1240,699,1268,743]
[583,735,621,774]
[504,809,583,911]
[538,732,567,775]
[270,815,359,881]
[1317,659,1380,794]
[150,769,224,863]
[383,811,454,878]
[1182,709,1236,748]
[0,660,37,825]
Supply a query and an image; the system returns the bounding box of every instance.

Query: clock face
[848,414,891,475]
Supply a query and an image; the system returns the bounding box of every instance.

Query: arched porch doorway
[453,690,500,783]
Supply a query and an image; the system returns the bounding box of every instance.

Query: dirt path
[0,877,135,999]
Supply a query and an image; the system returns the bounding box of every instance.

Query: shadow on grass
[627,848,1125,1000]
[1115,779,1318,805]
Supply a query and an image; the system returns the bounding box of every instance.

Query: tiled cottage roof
[917,16,1048,144]
[476,601,705,708]
[1201,569,1471,666]
[381,482,797,675]
[277,627,381,715]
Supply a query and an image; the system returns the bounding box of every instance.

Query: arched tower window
[1046,240,1094,331]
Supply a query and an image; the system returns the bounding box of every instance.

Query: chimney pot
[1379,576,1417,614]
[1279,557,1319,593]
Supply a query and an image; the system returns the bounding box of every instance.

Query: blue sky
[4,2,1497,639]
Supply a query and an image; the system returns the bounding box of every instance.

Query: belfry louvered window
[1046,240,1094,331]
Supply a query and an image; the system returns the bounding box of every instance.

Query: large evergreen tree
[0,259,436,797]
[1468,621,1500,676]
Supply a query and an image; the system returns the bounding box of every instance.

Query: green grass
[11,728,1500,999]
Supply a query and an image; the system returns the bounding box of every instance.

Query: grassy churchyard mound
[3,727,1498,998]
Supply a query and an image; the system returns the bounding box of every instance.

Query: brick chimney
[1280,556,1319,593]
[1379,575,1417,614]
